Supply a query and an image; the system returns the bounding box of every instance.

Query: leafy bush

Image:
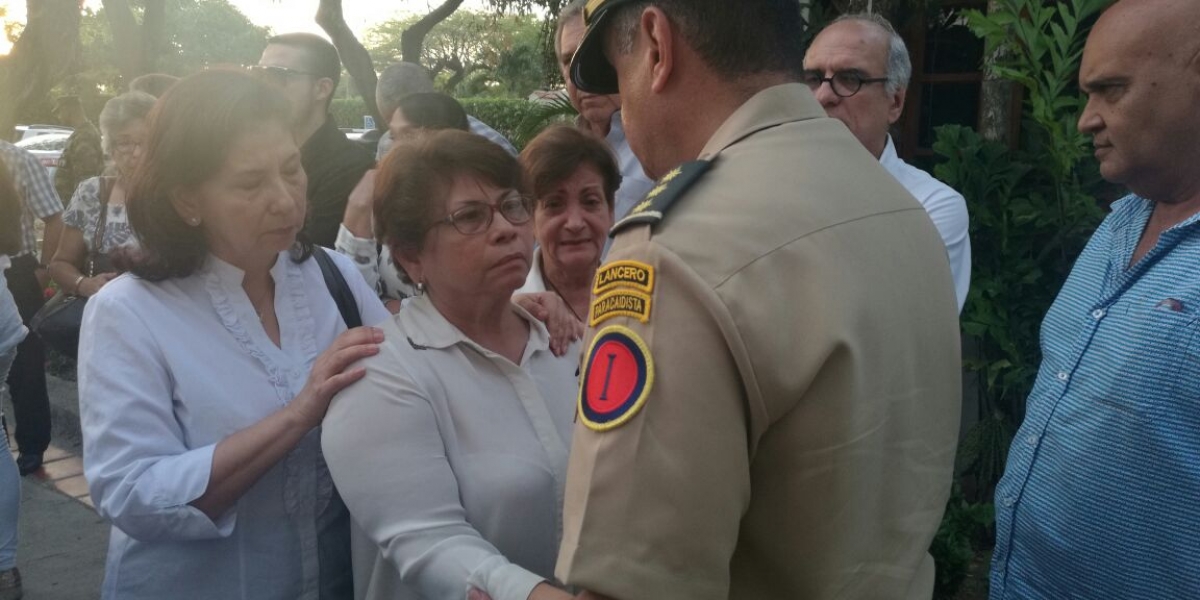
[932,486,995,600]
[460,97,554,148]
[330,97,370,130]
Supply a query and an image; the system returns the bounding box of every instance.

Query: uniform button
[1092,308,1106,319]
[1057,371,1069,381]
[1026,435,1039,447]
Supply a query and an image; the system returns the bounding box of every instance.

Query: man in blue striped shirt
[990,1,1200,598]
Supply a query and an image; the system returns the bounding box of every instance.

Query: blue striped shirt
[0,139,64,257]
[990,194,1200,599]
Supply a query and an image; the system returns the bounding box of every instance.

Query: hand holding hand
[287,326,383,429]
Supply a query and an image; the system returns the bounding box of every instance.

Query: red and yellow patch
[578,325,654,431]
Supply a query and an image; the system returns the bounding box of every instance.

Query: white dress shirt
[79,250,389,600]
[322,295,578,600]
[879,135,972,311]
[606,112,656,222]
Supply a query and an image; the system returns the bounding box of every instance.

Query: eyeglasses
[112,139,143,154]
[249,64,317,86]
[432,192,534,236]
[801,69,889,98]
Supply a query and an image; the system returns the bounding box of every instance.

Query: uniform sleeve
[79,287,234,542]
[556,240,751,600]
[322,349,545,600]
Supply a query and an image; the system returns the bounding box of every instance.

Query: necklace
[541,273,585,323]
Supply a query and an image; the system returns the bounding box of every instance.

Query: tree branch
[401,0,465,65]
[316,0,382,127]
[0,0,81,137]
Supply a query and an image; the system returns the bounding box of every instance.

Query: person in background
[803,14,971,311]
[256,33,374,247]
[990,2,1200,598]
[0,156,30,600]
[336,93,471,310]
[128,73,179,98]
[517,125,619,329]
[49,91,156,298]
[52,95,105,204]
[0,139,62,477]
[554,0,654,223]
[323,130,578,600]
[373,62,518,159]
[79,69,389,600]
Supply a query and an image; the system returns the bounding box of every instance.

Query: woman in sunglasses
[322,130,577,600]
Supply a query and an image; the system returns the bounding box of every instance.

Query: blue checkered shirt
[990,194,1200,599]
[0,139,63,257]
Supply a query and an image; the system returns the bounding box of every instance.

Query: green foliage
[329,97,370,130]
[61,0,267,97]
[937,0,1112,495]
[459,97,550,147]
[365,11,547,99]
[931,486,995,600]
[511,93,577,148]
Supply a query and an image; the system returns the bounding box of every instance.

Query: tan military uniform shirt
[556,83,962,599]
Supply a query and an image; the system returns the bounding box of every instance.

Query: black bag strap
[87,176,115,277]
[313,247,362,329]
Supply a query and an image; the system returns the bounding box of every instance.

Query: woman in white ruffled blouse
[78,70,389,600]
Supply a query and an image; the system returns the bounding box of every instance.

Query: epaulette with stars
[609,159,713,237]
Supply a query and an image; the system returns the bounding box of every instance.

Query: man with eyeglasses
[256,33,373,248]
[804,14,971,312]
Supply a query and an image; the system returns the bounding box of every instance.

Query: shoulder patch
[609,159,712,237]
[578,326,655,431]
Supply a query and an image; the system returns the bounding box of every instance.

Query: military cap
[569,0,642,95]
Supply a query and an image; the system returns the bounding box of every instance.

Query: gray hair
[555,0,588,55]
[376,62,436,121]
[98,91,157,154]
[831,13,911,95]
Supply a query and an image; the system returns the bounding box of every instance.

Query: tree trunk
[101,0,142,85]
[141,0,168,76]
[0,0,82,138]
[316,0,382,127]
[401,0,465,65]
[978,0,1016,147]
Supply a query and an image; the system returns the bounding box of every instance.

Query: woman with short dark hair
[517,125,621,322]
[323,130,578,600]
[78,69,389,600]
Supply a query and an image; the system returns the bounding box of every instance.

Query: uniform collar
[699,83,827,160]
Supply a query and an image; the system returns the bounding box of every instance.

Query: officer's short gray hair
[555,0,588,55]
[376,62,436,121]
[99,91,157,154]
[831,13,911,95]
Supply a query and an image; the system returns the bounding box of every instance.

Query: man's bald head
[1078,0,1200,203]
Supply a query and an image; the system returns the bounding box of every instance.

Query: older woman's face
[110,118,149,180]
[180,120,307,269]
[412,175,535,301]
[535,163,613,274]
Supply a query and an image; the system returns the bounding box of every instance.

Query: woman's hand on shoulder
[513,292,584,357]
[287,326,384,429]
[78,272,118,297]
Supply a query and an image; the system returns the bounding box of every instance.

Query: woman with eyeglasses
[49,91,157,298]
[322,130,578,600]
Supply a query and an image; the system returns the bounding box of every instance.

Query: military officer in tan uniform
[545,1,963,599]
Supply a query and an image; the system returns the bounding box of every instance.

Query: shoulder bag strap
[313,247,363,329]
[87,176,115,277]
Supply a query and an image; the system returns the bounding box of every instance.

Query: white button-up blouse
[79,250,389,600]
[322,295,579,600]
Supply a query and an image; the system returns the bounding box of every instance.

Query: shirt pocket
[1091,298,1199,419]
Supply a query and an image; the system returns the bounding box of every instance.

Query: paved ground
[5,373,108,599]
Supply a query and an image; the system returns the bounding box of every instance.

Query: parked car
[16,132,71,181]
[14,124,73,142]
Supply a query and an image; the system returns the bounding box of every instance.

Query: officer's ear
[642,7,675,94]
[887,86,907,126]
